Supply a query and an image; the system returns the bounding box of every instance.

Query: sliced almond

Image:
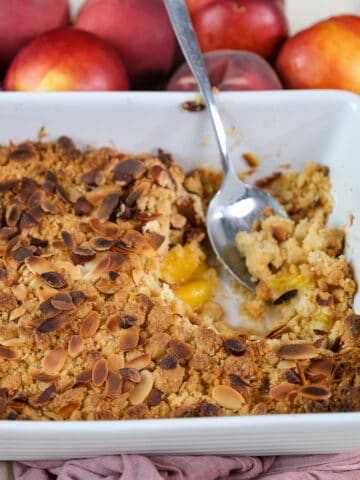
[80,311,100,338]
[6,203,22,227]
[68,335,84,358]
[270,383,297,401]
[43,347,67,374]
[98,193,120,222]
[169,340,193,360]
[107,353,124,371]
[25,255,52,274]
[126,353,151,370]
[74,369,92,385]
[74,197,93,216]
[57,401,81,419]
[113,158,146,182]
[0,346,19,360]
[90,237,116,251]
[71,246,96,265]
[106,314,120,334]
[106,371,123,397]
[170,213,187,230]
[29,368,57,382]
[92,358,108,387]
[126,179,151,207]
[11,284,27,303]
[119,367,141,383]
[40,271,68,289]
[37,314,69,333]
[129,370,154,405]
[119,326,139,352]
[145,232,165,251]
[307,358,335,378]
[30,384,56,406]
[212,385,245,410]
[50,292,75,311]
[89,218,120,238]
[61,231,76,251]
[299,384,331,401]
[277,344,319,360]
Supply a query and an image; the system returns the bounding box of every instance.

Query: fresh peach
[191,0,288,61]
[4,29,129,91]
[0,0,70,72]
[167,50,282,91]
[75,0,178,88]
[276,15,360,93]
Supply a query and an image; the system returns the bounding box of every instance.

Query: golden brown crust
[0,140,359,421]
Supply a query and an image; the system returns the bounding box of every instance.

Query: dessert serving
[0,137,359,421]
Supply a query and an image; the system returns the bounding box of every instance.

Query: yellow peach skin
[276,15,360,93]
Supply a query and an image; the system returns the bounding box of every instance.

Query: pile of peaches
[2,0,360,94]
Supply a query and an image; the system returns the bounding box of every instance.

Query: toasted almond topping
[146,387,162,407]
[299,385,331,400]
[270,382,297,401]
[0,292,17,312]
[212,385,245,410]
[80,311,100,338]
[74,369,92,385]
[39,298,60,319]
[119,314,137,329]
[28,206,45,222]
[277,344,319,360]
[37,316,66,333]
[82,169,105,187]
[149,165,168,187]
[129,370,154,405]
[30,384,56,406]
[12,246,33,262]
[266,324,289,339]
[57,401,81,419]
[285,370,301,384]
[61,231,76,251]
[89,218,120,238]
[0,346,19,360]
[71,246,96,265]
[41,200,58,214]
[29,236,48,248]
[159,352,178,369]
[126,180,151,207]
[68,335,84,358]
[113,158,146,182]
[98,193,120,222]
[119,326,139,352]
[106,371,123,397]
[223,337,246,356]
[70,290,86,305]
[315,292,335,307]
[6,203,22,227]
[108,252,126,270]
[40,271,68,289]
[107,353,124,371]
[11,284,27,303]
[145,232,165,251]
[43,347,67,374]
[307,358,335,378]
[9,142,37,162]
[87,253,112,279]
[122,379,135,394]
[92,358,108,387]
[19,212,37,230]
[28,190,45,208]
[126,353,151,370]
[0,227,18,241]
[119,367,141,383]
[106,314,120,334]
[50,292,75,311]
[74,196,93,216]
[95,278,121,294]
[90,237,116,251]
[169,340,192,360]
[25,255,53,274]
[29,368,57,382]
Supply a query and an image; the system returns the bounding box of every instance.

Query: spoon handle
[164,0,232,177]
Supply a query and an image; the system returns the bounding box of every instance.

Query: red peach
[167,50,282,91]
[75,0,178,88]
[276,15,360,94]
[4,29,129,91]
[192,0,288,61]
[0,0,70,71]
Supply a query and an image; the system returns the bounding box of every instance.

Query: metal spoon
[164,0,287,292]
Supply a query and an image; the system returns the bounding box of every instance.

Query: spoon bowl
[164,0,287,291]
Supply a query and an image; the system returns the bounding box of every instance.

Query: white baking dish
[0,90,360,459]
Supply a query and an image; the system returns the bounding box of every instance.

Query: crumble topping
[0,138,359,421]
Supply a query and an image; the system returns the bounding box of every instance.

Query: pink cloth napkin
[13,450,360,480]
